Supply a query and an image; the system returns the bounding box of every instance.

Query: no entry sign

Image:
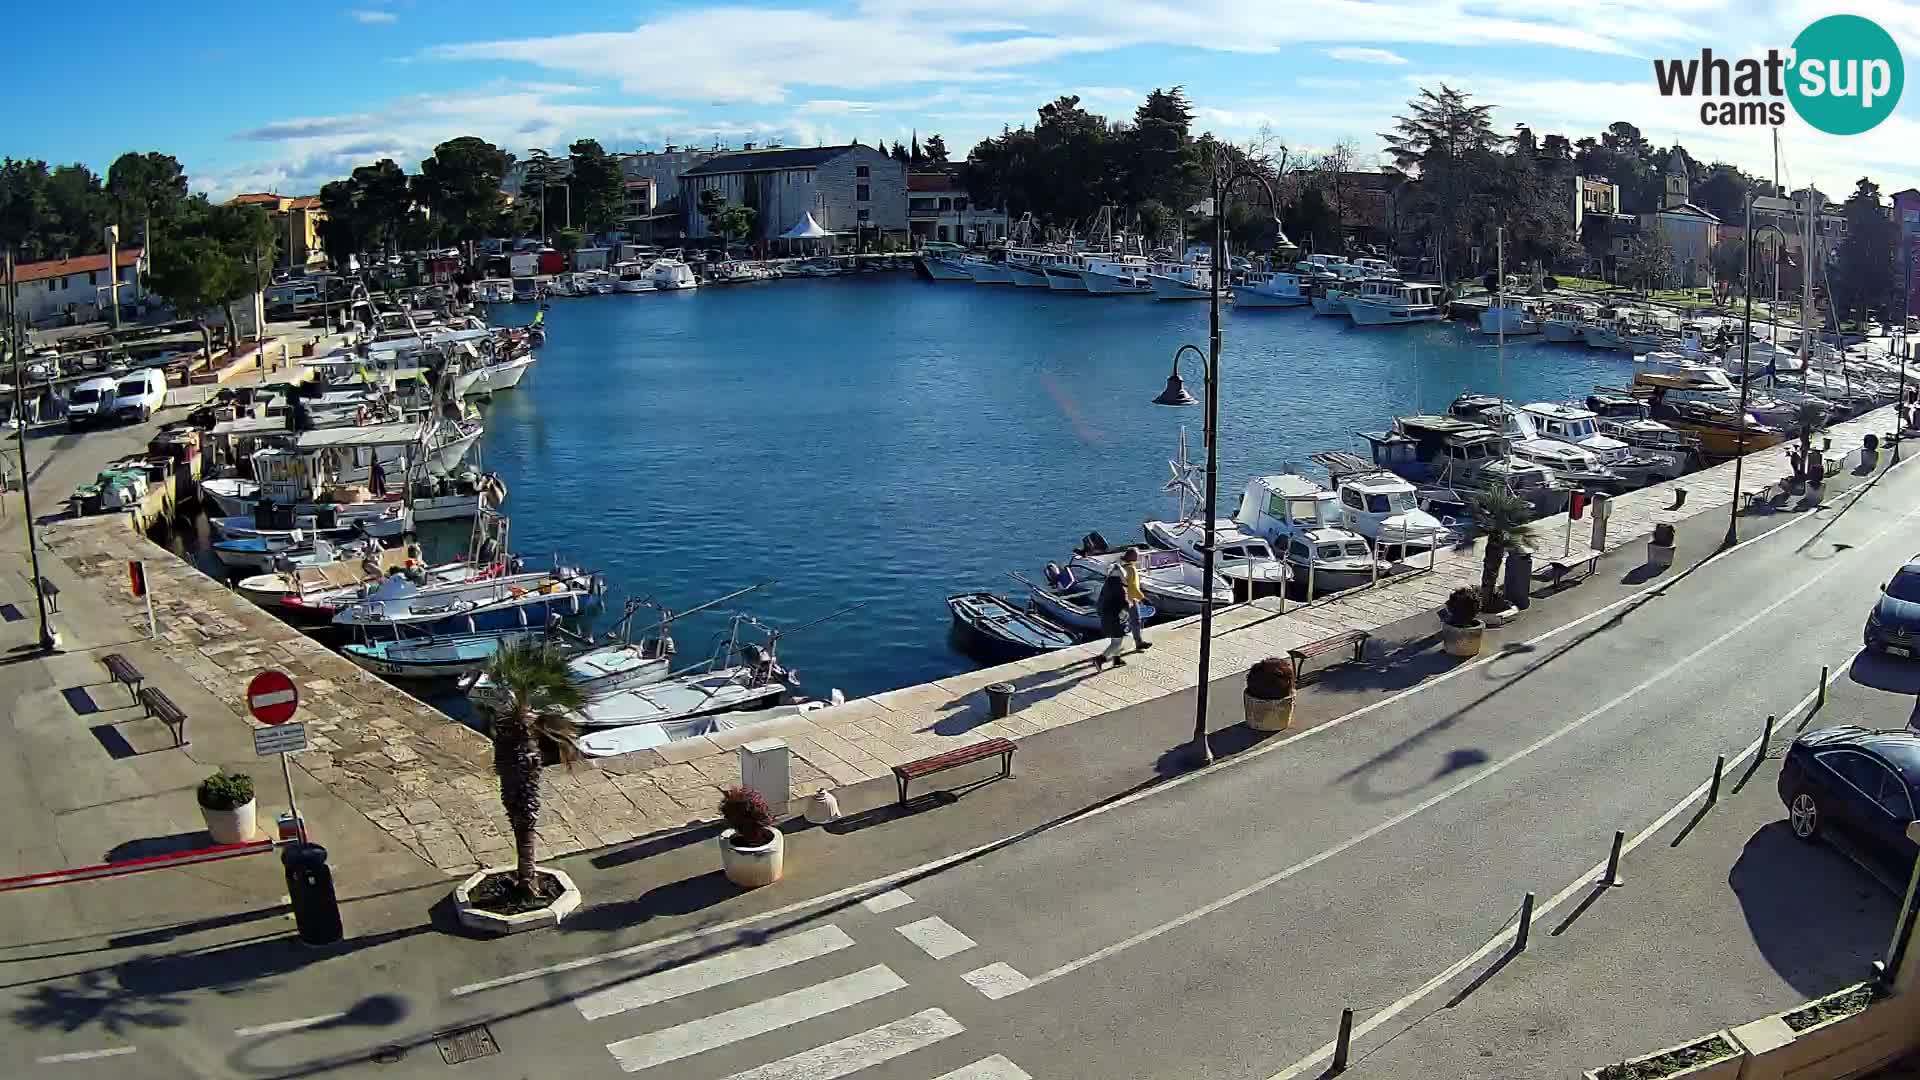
[246,670,299,725]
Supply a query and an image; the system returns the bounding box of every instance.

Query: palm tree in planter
[469,641,585,918]
[1460,489,1538,616]
[1789,402,1828,489]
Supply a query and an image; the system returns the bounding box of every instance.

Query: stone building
[679,143,907,248]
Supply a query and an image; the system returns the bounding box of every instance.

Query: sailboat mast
[1496,226,1507,405]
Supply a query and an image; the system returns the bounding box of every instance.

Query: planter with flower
[198,770,257,844]
[1244,657,1296,732]
[720,786,785,887]
[1441,587,1484,657]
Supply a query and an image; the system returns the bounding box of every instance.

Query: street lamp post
[1724,193,1791,550]
[3,247,58,652]
[1151,149,1288,768]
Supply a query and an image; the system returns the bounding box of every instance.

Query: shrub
[1246,657,1296,700]
[1444,586,1481,627]
[197,771,254,811]
[719,786,775,847]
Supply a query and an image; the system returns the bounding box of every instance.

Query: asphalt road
[9,452,1920,1078]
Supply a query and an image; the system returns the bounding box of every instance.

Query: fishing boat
[920,252,976,282]
[1519,402,1671,489]
[652,259,699,290]
[1541,302,1598,343]
[1449,394,1625,492]
[1359,416,1570,518]
[214,534,371,574]
[1311,452,1455,550]
[1013,567,1156,637]
[331,566,601,637]
[1234,270,1310,308]
[1232,474,1391,593]
[1147,256,1217,301]
[1067,534,1234,616]
[1479,297,1541,335]
[966,257,1013,285]
[211,501,412,543]
[947,592,1078,662]
[1081,255,1155,295]
[1345,281,1446,326]
[613,261,657,292]
[342,628,550,682]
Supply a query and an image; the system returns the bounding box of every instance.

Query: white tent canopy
[780,212,836,240]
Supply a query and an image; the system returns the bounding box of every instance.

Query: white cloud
[1325,47,1408,65]
[349,9,397,23]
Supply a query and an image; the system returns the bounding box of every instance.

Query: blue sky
[6,1,1915,200]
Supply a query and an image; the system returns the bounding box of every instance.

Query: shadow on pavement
[9,969,188,1035]
[1728,822,1898,997]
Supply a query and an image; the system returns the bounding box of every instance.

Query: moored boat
[947,592,1078,661]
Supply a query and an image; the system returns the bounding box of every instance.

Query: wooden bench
[36,576,59,613]
[1741,479,1789,511]
[101,653,144,703]
[1543,553,1601,588]
[137,686,188,748]
[893,737,1015,805]
[1289,630,1370,683]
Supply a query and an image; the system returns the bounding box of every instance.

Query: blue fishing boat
[331,567,603,638]
[946,592,1077,663]
[341,628,548,681]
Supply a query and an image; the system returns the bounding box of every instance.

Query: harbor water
[472,275,1634,700]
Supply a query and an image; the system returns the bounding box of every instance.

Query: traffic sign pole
[281,752,305,845]
[246,670,305,844]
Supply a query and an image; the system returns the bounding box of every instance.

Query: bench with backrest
[101,653,144,703]
[138,686,188,747]
[1288,630,1369,683]
[893,737,1016,805]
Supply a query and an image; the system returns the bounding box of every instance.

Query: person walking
[368,457,388,498]
[1121,547,1154,653]
[1095,564,1130,671]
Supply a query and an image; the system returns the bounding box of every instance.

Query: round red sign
[246,670,299,725]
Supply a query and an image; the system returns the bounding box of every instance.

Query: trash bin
[984,682,1015,720]
[282,842,343,946]
[1503,550,1533,610]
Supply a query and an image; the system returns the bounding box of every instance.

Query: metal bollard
[1516,892,1535,951]
[1598,830,1625,888]
[1818,666,1828,709]
[1708,755,1725,805]
[1331,1007,1355,1073]
[1762,714,1775,751]
[282,842,343,946]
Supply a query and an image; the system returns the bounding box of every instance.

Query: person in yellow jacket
[1120,548,1153,652]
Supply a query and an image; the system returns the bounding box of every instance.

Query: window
[1288,540,1310,560]
[938,198,952,211]
[1874,770,1916,821]
[856,165,869,178]
[1341,489,1365,511]
[858,209,871,222]
[88,271,98,285]
[857,184,870,202]
[1316,544,1344,560]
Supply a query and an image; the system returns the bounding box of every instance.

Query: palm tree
[1461,489,1538,611]
[477,641,585,892]
[1791,401,1828,481]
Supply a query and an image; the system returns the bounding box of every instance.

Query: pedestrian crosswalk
[579,898,1032,1079]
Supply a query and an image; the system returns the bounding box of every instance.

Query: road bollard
[1331,1007,1355,1073]
[1819,666,1828,709]
[1708,755,1725,806]
[1516,892,1535,951]
[1762,714,1775,751]
[1598,830,1624,888]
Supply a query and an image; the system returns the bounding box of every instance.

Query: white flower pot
[201,799,257,844]
[720,827,785,888]
[1647,542,1675,570]
[1244,693,1295,732]
[1442,621,1484,657]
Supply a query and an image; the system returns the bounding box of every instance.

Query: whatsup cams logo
[1652,14,1904,134]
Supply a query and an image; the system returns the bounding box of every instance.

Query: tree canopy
[568,139,625,232]
[415,136,511,242]
[1834,177,1896,326]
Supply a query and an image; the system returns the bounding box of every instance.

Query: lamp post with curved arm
[1724,193,1792,550]
[1151,148,1289,768]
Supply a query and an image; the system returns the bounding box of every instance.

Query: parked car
[111,368,167,423]
[1778,725,1920,868]
[65,376,120,429]
[1864,557,1920,657]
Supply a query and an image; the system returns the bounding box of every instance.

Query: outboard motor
[1077,531,1109,556]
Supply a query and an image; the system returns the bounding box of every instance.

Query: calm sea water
[474,275,1632,700]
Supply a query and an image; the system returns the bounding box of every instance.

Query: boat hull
[1006,264,1050,288]
[1542,321,1584,343]
[1346,299,1445,326]
[921,256,974,282]
[1081,269,1153,295]
[967,262,1012,285]
[1234,289,1308,308]
[342,629,545,681]
[1043,268,1089,292]
[1149,275,1212,301]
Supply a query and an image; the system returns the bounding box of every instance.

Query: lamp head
[1153,370,1199,407]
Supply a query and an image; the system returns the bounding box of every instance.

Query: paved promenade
[32,403,1903,877]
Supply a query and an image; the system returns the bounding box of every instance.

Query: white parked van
[111,368,166,423]
[66,376,120,429]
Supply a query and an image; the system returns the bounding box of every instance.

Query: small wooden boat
[946,592,1077,662]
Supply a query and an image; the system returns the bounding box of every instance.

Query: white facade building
[7,249,147,327]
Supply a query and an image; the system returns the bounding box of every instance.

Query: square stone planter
[453,866,581,935]
[1731,983,1898,1080]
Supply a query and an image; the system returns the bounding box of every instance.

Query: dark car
[1864,558,1920,657]
[1778,725,1920,868]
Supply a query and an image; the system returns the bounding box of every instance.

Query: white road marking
[449,461,1907,1002]
[605,964,906,1074]
[724,1007,962,1080]
[861,889,914,914]
[575,925,854,1020]
[1024,515,1907,992]
[233,1012,346,1038]
[34,1047,136,1064]
[960,962,1033,1000]
[895,915,976,959]
[934,1054,1036,1080]
[1265,658,1856,1080]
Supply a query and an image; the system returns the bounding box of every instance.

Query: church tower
[1663,150,1690,210]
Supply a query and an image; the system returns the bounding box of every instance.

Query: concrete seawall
[41,403,1903,876]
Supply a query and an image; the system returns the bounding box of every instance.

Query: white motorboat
[966,258,1013,285]
[1345,281,1446,326]
[1147,258,1216,301]
[1520,402,1670,488]
[1311,452,1455,549]
[1142,517,1290,599]
[921,253,975,282]
[1004,250,1053,288]
[1041,254,1091,292]
[613,261,656,293]
[1449,394,1625,492]
[1232,473,1390,593]
[1080,255,1155,295]
[1234,271,1309,308]
[1479,297,1540,335]
[1541,302,1598,343]
[652,259,698,290]
[1066,534,1233,616]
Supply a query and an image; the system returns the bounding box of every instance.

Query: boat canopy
[294,421,429,450]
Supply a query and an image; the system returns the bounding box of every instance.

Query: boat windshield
[1366,491,1415,513]
[1344,542,1372,557]
[1316,544,1345,560]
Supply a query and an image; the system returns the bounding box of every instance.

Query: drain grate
[436,1025,500,1065]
